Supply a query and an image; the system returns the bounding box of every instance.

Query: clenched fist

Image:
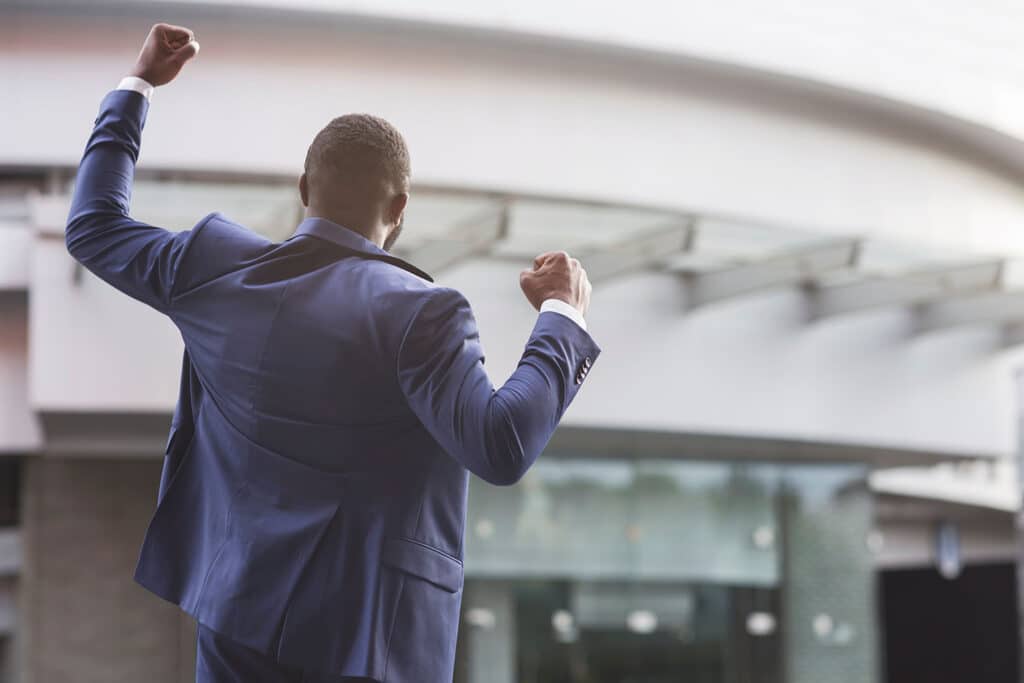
[129,23,200,87]
[520,251,592,317]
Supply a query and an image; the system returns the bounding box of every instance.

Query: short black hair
[304,114,411,198]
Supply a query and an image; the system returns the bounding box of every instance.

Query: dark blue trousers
[195,623,377,683]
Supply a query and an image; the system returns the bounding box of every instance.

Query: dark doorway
[881,564,1019,683]
[0,457,19,527]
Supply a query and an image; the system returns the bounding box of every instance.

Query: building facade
[2,1,1024,681]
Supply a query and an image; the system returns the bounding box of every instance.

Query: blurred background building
[2,1,1023,681]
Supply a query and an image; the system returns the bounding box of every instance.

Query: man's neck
[305,210,384,248]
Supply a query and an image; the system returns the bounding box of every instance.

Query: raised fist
[129,23,200,87]
[520,251,592,317]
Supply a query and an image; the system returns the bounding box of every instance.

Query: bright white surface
[158,0,1024,142]
[0,226,31,290]
[7,6,1024,462]
[30,240,183,411]
[871,462,1021,512]
[29,235,1024,457]
[540,299,587,331]
[3,13,1024,259]
[449,260,1024,458]
[0,297,42,452]
[116,75,155,100]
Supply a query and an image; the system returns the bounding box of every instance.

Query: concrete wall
[6,5,1024,458]
[18,458,195,683]
[12,0,1024,143]
[874,493,1017,570]
[24,237,1024,457]
[3,10,1024,255]
[0,295,41,454]
[29,239,183,414]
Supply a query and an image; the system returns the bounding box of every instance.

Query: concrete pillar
[18,457,195,683]
[780,466,879,683]
[1016,370,1024,683]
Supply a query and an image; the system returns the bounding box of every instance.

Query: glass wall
[455,458,876,683]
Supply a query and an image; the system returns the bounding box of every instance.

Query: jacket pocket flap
[382,537,464,593]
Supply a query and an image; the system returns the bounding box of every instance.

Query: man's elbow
[65,212,93,260]
[479,455,530,486]
[65,223,82,260]
[479,464,528,487]
[478,405,533,486]
[65,209,116,262]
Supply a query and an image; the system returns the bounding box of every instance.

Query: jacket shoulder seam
[166,211,224,306]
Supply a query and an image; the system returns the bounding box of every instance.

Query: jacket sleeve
[65,89,196,312]
[397,287,601,485]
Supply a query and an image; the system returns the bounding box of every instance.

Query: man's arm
[65,24,199,312]
[398,253,599,485]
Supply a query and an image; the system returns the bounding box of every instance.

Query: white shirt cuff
[540,299,586,331]
[116,76,155,101]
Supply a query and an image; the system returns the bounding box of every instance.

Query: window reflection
[466,460,780,585]
[458,459,873,683]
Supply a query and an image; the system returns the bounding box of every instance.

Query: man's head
[299,114,411,251]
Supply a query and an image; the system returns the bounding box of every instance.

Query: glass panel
[667,217,826,273]
[400,194,500,242]
[854,241,981,274]
[130,180,301,240]
[51,173,999,290]
[459,460,875,683]
[457,578,781,683]
[492,201,677,258]
[466,459,780,585]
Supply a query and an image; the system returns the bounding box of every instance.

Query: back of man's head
[302,114,411,244]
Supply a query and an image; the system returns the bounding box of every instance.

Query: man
[66,23,599,683]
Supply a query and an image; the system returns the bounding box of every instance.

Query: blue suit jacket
[66,90,600,681]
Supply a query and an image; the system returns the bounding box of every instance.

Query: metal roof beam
[583,219,695,283]
[810,260,1004,319]
[681,238,861,308]
[397,204,509,274]
[916,289,1024,332]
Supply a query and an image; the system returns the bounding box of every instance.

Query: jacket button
[583,357,593,369]
[575,373,584,385]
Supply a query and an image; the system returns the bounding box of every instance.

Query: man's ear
[298,173,309,207]
[388,192,409,228]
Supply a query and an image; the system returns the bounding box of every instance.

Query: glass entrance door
[455,458,877,683]
[508,579,780,683]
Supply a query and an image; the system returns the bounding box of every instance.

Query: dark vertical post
[1015,369,1024,683]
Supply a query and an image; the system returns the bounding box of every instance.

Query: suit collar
[291,217,433,282]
